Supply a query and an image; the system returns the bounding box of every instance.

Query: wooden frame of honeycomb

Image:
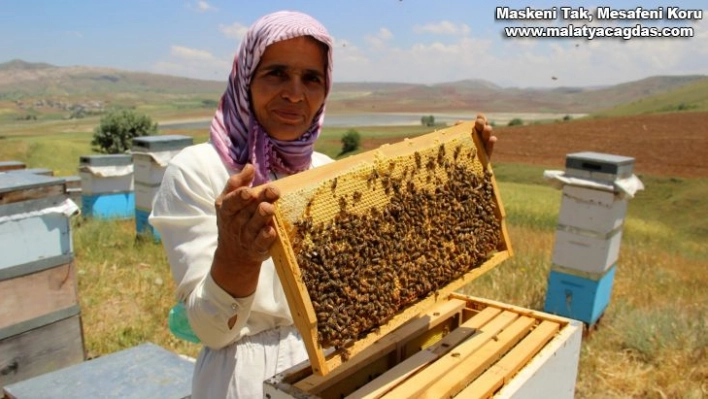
[262,121,513,376]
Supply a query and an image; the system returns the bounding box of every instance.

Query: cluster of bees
[293,143,501,351]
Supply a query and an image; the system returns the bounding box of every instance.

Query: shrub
[339,129,361,156]
[508,118,524,127]
[92,110,158,154]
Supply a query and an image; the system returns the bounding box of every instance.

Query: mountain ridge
[1,59,706,114]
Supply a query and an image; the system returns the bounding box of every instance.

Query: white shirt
[149,142,333,398]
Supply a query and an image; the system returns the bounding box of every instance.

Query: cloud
[152,45,231,80]
[170,45,215,61]
[190,1,216,12]
[219,22,249,40]
[65,31,83,38]
[365,28,394,49]
[414,21,470,36]
[332,13,708,87]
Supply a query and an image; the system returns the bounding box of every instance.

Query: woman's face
[250,36,327,141]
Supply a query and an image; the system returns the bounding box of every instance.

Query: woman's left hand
[455,114,497,158]
[474,114,496,158]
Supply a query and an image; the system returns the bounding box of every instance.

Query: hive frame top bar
[261,121,512,376]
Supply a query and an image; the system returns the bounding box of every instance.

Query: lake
[159,112,586,130]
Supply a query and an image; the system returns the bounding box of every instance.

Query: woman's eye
[305,74,322,84]
[267,69,286,77]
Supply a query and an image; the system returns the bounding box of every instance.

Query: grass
[4,121,708,397]
[592,77,708,117]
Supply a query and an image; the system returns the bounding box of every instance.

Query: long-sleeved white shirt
[149,142,333,397]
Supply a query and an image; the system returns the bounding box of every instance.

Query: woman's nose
[281,78,305,102]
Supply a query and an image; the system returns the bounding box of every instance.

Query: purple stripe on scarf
[209,11,333,186]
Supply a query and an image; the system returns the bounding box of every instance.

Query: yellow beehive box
[262,122,513,376]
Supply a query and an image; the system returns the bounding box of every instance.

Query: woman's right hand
[211,164,281,298]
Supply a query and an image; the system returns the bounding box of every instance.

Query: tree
[507,118,524,127]
[339,129,361,157]
[92,110,158,154]
[421,115,435,127]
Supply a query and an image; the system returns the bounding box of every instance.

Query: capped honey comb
[264,122,512,376]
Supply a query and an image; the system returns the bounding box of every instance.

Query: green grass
[593,77,708,117]
[3,121,708,396]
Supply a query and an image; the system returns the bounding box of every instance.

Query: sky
[1,1,706,88]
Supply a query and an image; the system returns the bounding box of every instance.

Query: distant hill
[328,75,708,114]
[0,59,706,115]
[593,77,708,116]
[0,59,225,98]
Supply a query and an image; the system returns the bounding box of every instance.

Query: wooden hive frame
[264,294,581,398]
[263,121,513,376]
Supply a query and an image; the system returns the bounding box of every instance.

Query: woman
[150,10,495,399]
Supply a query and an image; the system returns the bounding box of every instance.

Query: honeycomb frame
[262,121,513,376]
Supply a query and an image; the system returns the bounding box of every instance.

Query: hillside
[0,59,225,98]
[328,75,708,114]
[0,59,706,117]
[593,77,708,116]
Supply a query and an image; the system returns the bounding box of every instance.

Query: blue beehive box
[79,155,134,219]
[135,207,160,241]
[0,173,72,269]
[544,264,616,326]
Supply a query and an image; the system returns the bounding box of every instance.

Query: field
[2,110,707,397]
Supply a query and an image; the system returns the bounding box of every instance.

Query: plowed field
[492,111,708,178]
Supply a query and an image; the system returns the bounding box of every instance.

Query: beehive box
[564,152,635,183]
[78,154,134,195]
[132,135,193,185]
[264,294,582,398]
[3,343,192,399]
[0,161,26,172]
[0,174,72,269]
[551,228,622,274]
[545,265,616,326]
[0,173,84,390]
[63,175,82,206]
[558,185,627,234]
[6,168,54,177]
[261,122,512,376]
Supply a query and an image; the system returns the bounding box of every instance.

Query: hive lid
[132,135,194,152]
[565,151,635,175]
[6,167,54,176]
[79,154,133,167]
[0,160,26,171]
[261,121,513,376]
[0,173,66,205]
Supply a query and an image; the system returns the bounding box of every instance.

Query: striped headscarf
[209,11,333,186]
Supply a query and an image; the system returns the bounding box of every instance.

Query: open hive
[264,121,513,376]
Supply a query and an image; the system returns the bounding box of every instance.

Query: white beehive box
[264,295,582,399]
[78,154,133,195]
[134,182,160,211]
[132,135,193,186]
[551,228,622,275]
[558,185,627,234]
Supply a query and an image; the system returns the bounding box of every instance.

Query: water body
[159,112,586,130]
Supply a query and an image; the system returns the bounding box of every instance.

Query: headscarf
[209,11,333,186]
